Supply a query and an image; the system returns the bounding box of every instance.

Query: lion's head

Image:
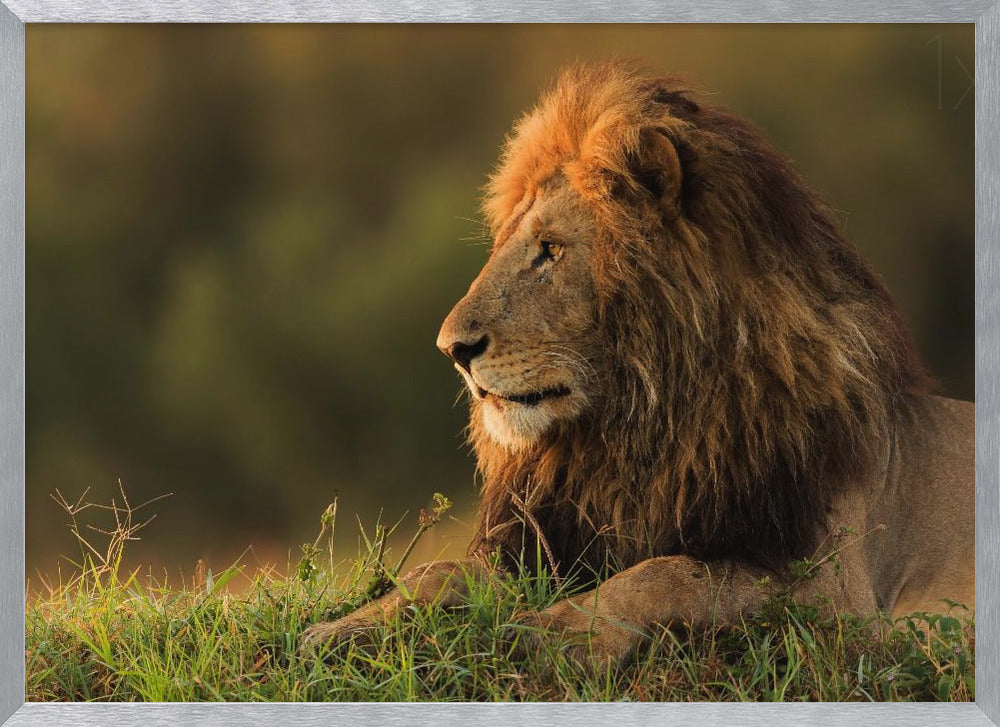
[438,62,927,577]
[436,176,603,449]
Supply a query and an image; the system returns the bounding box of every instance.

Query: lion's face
[437,177,602,450]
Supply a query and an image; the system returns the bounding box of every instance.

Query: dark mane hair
[468,61,927,580]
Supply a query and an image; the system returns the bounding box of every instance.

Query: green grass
[25,489,975,702]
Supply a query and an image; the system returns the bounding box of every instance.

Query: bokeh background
[26,24,974,585]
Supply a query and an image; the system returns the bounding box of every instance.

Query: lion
[301,61,975,665]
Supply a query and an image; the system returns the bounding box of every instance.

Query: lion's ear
[629,128,684,220]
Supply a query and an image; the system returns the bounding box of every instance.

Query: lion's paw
[506,609,582,659]
[507,604,640,667]
[298,615,380,657]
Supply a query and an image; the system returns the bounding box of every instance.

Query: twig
[509,489,562,587]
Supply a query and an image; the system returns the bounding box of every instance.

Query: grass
[25,487,974,702]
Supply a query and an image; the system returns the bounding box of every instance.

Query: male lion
[301,62,974,664]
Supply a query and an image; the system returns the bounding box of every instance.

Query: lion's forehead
[494,193,537,248]
[493,178,595,252]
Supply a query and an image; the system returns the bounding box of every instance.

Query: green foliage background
[26,24,974,577]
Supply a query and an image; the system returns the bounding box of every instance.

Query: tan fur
[301,62,974,664]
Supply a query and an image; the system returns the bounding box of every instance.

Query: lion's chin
[480,398,557,450]
[479,389,589,450]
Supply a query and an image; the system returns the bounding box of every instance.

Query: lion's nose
[440,334,489,373]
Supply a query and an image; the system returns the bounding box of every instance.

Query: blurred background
[26,24,974,586]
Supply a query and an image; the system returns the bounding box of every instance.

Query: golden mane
[469,62,928,578]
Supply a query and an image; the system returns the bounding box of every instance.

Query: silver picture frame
[1,3,997,725]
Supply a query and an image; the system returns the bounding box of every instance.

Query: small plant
[881,604,974,700]
[296,496,339,584]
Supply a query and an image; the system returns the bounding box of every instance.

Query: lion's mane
[468,62,927,578]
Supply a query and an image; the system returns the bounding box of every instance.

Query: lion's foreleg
[299,557,493,654]
[513,555,784,664]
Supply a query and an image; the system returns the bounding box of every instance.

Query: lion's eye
[540,239,564,262]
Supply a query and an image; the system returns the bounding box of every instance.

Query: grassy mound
[25,489,974,702]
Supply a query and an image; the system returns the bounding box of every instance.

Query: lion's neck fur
[468,63,927,579]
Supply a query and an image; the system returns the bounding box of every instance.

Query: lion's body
[863,394,974,617]
[301,62,974,663]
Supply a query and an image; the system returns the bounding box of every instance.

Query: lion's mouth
[477,384,571,407]
[456,365,571,407]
